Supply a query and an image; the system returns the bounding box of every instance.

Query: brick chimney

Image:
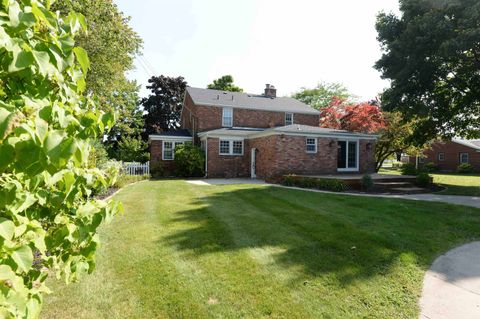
[264,84,277,98]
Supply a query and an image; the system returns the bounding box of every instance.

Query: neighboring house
[149,84,378,180]
[407,139,480,171]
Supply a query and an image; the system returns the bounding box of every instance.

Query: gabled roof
[186,87,320,115]
[453,139,480,151]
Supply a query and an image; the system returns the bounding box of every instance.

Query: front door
[251,148,257,178]
[337,140,359,172]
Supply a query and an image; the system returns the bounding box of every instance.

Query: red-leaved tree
[320,97,386,133]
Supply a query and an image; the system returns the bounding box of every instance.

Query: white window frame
[219,139,244,156]
[285,113,293,125]
[337,139,359,172]
[438,152,445,161]
[222,107,233,127]
[162,141,185,161]
[460,152,469,164]
[306,137,317,154]
[418,156,425,164]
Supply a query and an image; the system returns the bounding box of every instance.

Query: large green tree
[207,75,243,92]
[141,75,188,137]
[0,1,121,316]
[375,0,480,144]
[53,0,144,148]
[292,82,354,110]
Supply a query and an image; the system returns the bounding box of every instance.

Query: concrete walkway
[420,242,480,319]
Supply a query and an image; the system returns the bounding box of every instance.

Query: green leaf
[8,1,21,27]
[11,245,33,273]
[8,49,34,73]
[0,218,15,241]
[45,131,77,167]
[20,12,36,27]
[73,47,89,73]
[32,50,55,76]
[0,265,16,281]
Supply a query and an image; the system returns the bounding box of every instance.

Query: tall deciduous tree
[292,82,354,110]
[53,0,144,149]
[207,75,243,92]
[375,0,480,143]
[141,75,188,137]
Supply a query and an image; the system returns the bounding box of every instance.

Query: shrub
[281,176,347,192]
[424,162,439,172]
[361,174,374,191]
[416,172,431,187]
[174,144,205,177]
[0,2,122,317]
[401,163,417,175]
[150,161,165,179]
[88,140,109,168]
[115,135,150,163]
[457,163,474,174]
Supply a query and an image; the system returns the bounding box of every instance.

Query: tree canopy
[292,82,354,110]
[141,75,188,137]
[375,0,480,143]
[207,75,243,92]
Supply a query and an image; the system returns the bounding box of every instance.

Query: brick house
[149,85,378,180]
[407,139,480,172]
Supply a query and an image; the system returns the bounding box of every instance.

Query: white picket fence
[123,162,150,176]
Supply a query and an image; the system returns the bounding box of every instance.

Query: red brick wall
[206,138,251,178]
[359,140,376,173]
[150,140,176,176]
[418,141,480,171]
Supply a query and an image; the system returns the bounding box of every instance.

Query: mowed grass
[42,180,480,318]
[381,168,480,196]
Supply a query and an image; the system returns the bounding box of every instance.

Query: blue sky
[114,0,400,100]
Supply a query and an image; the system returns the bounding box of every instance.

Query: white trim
[149,135,193,142]
[251,148,257,178]
[222,107,233,127]
[248,130,378,140]
[438,152,445,161]
[219,139,244,156]
[337,139,360,172]
[285,113,294,125]
[306,137,317,153]
[162,141,174,161]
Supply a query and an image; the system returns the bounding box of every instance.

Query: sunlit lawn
[381,168,480,196]
[42,180,480,318]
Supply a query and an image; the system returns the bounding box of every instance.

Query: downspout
[204,136,208,178]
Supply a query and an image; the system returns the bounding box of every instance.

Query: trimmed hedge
[282,175,347,192]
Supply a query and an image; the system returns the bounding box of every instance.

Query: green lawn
[380,168,480,196]
[42,180,480,318]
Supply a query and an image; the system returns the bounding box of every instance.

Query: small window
[306,138,317,153]
[222,108,233,127]
[220,140,230,155]
[219,140,243,155]
[232,141,243,155]
[163,141,184,160]
[438,152,445,161]
[163,142,173,160]
[418,157,425,164]
[285,113,293,125]
[460,152,469,164]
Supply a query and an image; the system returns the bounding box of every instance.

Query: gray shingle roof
[197,127,265,138]
[150,129,192,137]
[453,139,480,150]
[268,124,378,139]
[186,87,320,115]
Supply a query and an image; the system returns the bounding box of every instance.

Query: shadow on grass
[163,186,480,285]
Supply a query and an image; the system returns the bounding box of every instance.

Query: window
[220,140,230,155]
[438,152,445,161]
[285,113,293,125]
[232,141,243,155]
[306,138,317,153]
[337,140,358,171]
[219,140,243,155]
[418,156,425,164]
[222,107,233,127]
[162,141,184,160]
[460,152,469,164]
